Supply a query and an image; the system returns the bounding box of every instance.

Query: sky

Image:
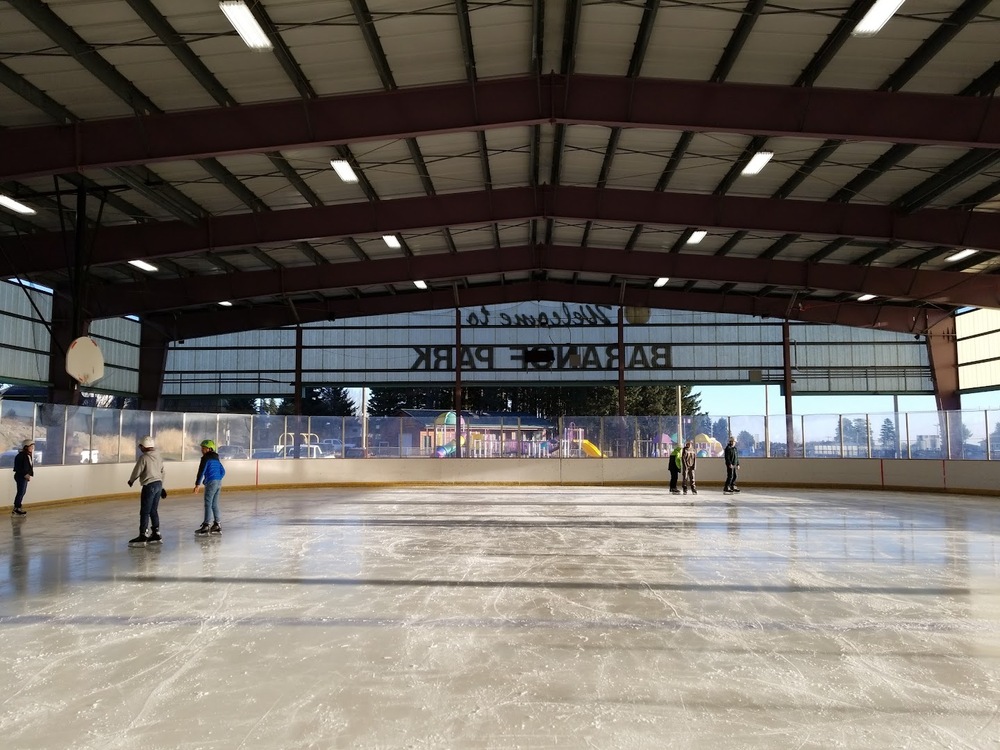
[696,386,1000,418]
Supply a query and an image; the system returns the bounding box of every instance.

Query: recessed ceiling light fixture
[944,248,977,263]
[330,159,359,183]
[852,0,906,37]
[0,194,37,215]
[413,280,428,290]
[857,294,877,302]
[219,1,272,50]
[653,277,669,287]
[128,259,158,272]
[218,300,233,307]
[382,235,401,249]
[687,230,707,244]
[741,151,774,176]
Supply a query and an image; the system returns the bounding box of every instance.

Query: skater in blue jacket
[193,439,226,535]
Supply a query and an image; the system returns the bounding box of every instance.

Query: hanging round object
[65,336,105,386]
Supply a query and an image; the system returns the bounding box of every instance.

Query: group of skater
[13,432,741,536]
[666,436,742,495]
[10,434,227,548]
[125,435,227,547]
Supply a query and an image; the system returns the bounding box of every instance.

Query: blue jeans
[139,481,162,534]
[13,476,28,509]
[203,480,222,524]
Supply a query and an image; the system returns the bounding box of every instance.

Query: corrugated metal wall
[0,281,140,393]
[957,308,1000,391]
[0,280,51,384]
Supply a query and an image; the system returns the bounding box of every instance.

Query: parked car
[274,444,331,459]
[217,445,249,459]
[319,438,353,457]
[252,449,280,459]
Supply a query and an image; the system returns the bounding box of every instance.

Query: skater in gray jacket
[681,440,697,495]
[127,436,166,547]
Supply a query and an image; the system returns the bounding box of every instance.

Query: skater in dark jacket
[723,437,740,494]
[668,445,682,494]
[193,439,226,535]
[12,439,34,516]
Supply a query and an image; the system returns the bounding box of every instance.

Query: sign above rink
[163,301,932,394]
[309,302,672,384]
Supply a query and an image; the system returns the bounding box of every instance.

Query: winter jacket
[681,446,696,470]
[13,449,33,480]
[724,444,740,468]
[669,447,682,471]
[195,450,226,485]
[129,449,165,486]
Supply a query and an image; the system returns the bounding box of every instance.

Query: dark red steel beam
[86,243,1000,318]
[2,73,999,180]
[151,280,950,341]
[12,187,1000,277]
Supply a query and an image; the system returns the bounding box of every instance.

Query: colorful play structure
[426,411,722,459]
[430,412,602,458]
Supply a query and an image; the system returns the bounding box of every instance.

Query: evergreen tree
[879,418,897,451]
[277,387,358,416]
[736,429,755,454]
[223,397,258,414]
[367,387,452,416]
[367,384,702,421]
[712,417,730,445]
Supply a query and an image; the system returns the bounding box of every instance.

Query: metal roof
[1,0,999,342]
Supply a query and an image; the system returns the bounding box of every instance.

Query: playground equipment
[561,425,603,457]
[435,437,466,458]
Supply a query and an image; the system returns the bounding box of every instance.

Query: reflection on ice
[1,486,998,748]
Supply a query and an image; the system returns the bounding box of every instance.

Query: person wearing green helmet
[193,439,226,535]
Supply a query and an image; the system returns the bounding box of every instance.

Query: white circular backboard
[65,336,105,386]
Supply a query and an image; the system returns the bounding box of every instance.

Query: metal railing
[1,401,998,463]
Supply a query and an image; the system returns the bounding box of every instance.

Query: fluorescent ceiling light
[852,0,906,37]
[741,151,774,176]
[382,235,401,249]
[0,194,37,215]
[945,248,977,263]
[653,277,669,288]
[413,280,428,290]
[857,294,877,302]
[219,1,272,50]
[218,300,233,307]
[330,159,359,183]
[128,259,158,272]
[687,230,707,244]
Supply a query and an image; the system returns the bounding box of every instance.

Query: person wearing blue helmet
[193,439,226,535]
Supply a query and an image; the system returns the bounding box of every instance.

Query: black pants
[725,466,738,490]
[668,468,679,491]
[139,481,162,534]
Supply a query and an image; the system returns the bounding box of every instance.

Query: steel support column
[925,316,960,412]
[137,323,170,411]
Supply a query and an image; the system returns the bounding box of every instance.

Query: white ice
[2,486,999,749]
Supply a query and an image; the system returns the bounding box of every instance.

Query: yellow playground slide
[581,440,603,457]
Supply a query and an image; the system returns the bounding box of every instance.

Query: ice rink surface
[1,484,999,749]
